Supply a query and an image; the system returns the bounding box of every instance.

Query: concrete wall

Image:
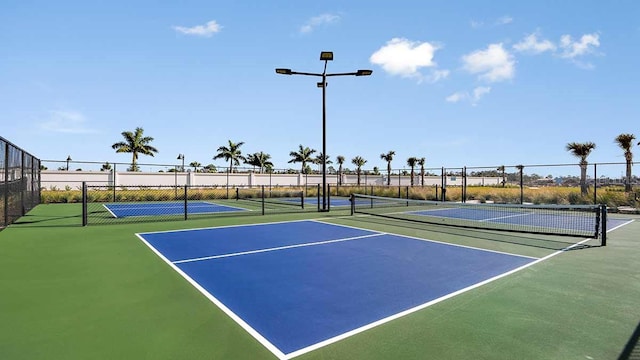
[41,170,500,189]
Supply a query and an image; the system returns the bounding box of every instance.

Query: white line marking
[136,218,627,359]
[479,212,531,222]
[173,233,385,264]
[138,218,316,235]
[285,236,594,359]
[102,203,118,218]
[135,233,288,360]
[310,219,540,260]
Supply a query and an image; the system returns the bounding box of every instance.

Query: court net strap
[350,194,606,241]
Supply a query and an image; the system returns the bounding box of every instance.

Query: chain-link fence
[1,136,41,228]
[82,183,319,225]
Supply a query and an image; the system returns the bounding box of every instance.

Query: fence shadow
[619,320,640,360]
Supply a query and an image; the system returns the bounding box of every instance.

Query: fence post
[261,185,265,215]
[317,184,321,212]
[593,163,597,205]
[82,182,87,226]
[3,142,8,227]
[327,184,331,211]
[462,166,467,203]
[184,185,188,220]
[112,163,117,201]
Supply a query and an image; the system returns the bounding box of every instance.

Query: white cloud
[446,86,491,105]
[370,38,441,80]
[471,15,512,28]
[462,43,515,82]
[428,69,450,83]
[173,20,222,37]
[299,13,340,33]
[513,32,556,54]
[446,92,466,103]
[39,110,97,133]
[559,33,600,59]
[472,86,491,101]
[470,20,484,29]
[495,16,513,25]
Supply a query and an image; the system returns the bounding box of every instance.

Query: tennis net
[350,194,606,242]
[236,187,304,210]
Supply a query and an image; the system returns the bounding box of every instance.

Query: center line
[172,233,385,264]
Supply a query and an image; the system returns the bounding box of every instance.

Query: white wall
[40,170,500,189]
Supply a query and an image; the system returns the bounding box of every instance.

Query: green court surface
[1,203,639,359]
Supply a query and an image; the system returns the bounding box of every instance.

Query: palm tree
[245,153,259,172]
[380,150,395,186]
[214,140,246,173]
[336,155,345,185]
[203,164,217,173]
[251,151,273,173]
[288,145,316,174]
[100,162,112,172]
[189,161,201,173]
[314,153,332,173]
[111,127,158,172]
[614,133,636,192]
[352,156,367,186]
[417,157,426,186]
[407,157,418,186]
[566,142,597,195]
[497,165,506,187]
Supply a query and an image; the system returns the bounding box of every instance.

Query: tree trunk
[625,157,632,192]
[580,163,588,195]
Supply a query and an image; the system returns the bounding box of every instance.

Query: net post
[261,185,265,215]
[350,194,355,215]
[184,185,188,220]
[600,204,607,246]
[462,166,467,203]
[82,181,87,226]
[301,187,305,210]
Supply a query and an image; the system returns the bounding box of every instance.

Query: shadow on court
[619,321,640,360]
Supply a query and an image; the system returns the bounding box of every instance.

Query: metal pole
[82,182,87,226]
[593,163,597,205]
[321,66,328,211]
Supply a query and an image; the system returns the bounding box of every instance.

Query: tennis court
[104,201,247,218]
[138,220,538,358]
[2,198,639,360]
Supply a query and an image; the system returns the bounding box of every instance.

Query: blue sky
[2,1,639,176]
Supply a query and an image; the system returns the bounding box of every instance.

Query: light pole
[66,155,72,171]
[177,154,185,172]
[276,51,372,211]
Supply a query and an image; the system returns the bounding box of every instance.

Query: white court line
[173,233,385,264]
[137,218,634,359]
[479,212,531,222]
[135,232,288,360]
[310,219,540,260]
[285,236,594,359]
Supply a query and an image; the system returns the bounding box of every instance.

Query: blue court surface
[137,220,537,357]
[275,197,352,207]
[104,201,246,218]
